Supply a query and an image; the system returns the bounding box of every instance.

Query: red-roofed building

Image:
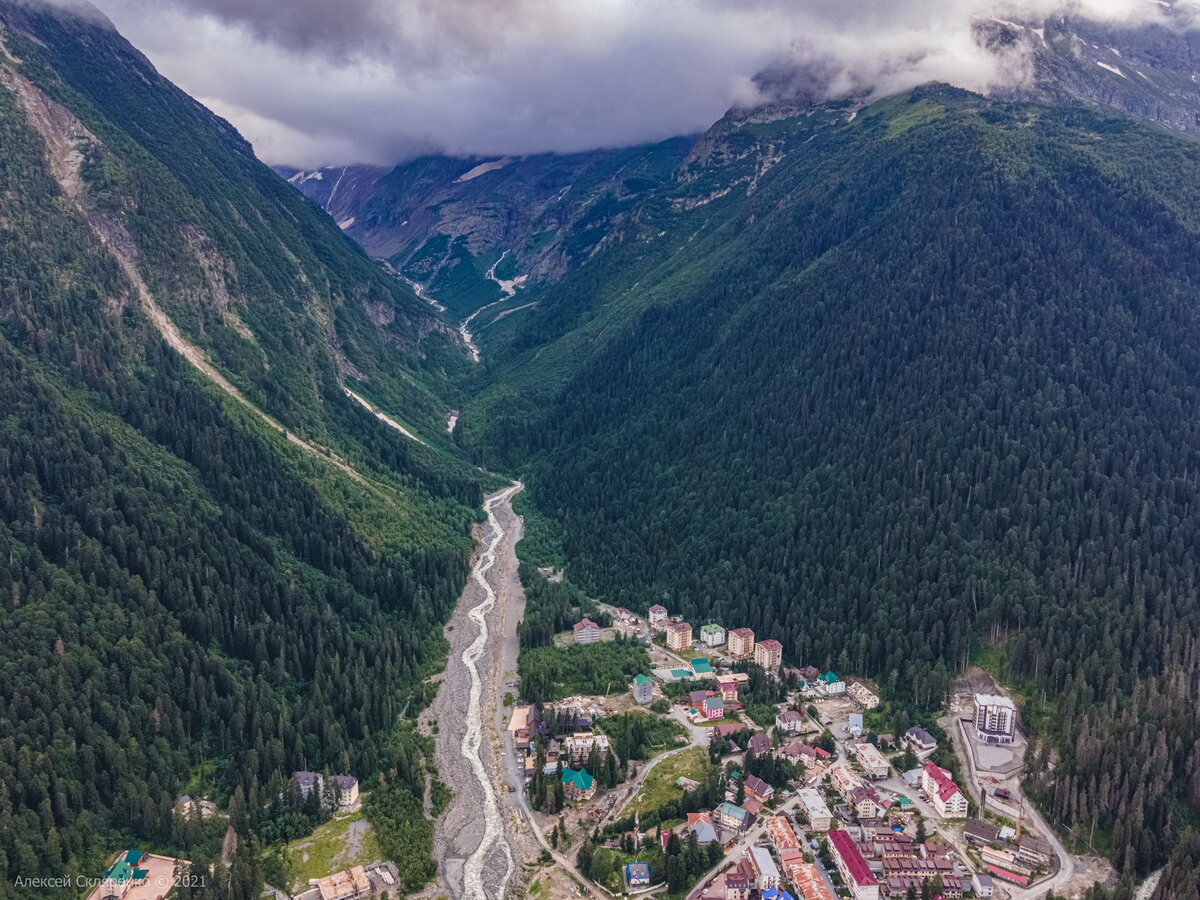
[921,761,969,818]
[573,618,601,644]
[754,639,783,669]
[667,621,693,652]
[648,604,669,628]
[790,862,834,900]
[986,865,1030,887]
[765,815,800,851]
[728,628,756,659]
[712,723,745,738]
[828,829,879,900]
[719,680,740,703]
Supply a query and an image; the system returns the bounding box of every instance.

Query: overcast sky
[86,0,1180,168]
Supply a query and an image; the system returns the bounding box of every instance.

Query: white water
[459,483,521,900]
[459,251,527,361]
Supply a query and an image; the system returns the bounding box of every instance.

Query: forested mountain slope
[464,88,1200,880]
[0,1,482,892]
[279,140,693,319]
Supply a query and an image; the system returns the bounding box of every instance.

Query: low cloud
[87,0,1181,167]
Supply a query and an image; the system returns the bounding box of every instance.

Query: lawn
[634,747,712,815]
[282,813,382,891]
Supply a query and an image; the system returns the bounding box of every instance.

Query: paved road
[947,718,1075,899]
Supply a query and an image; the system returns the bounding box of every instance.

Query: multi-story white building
[573,618,601,644]
[829,830,880,900]
[797,787,833,831]
[700,623,726,646]
[563,732,611,765]
[974,693,1017,744]
[851,742,890,779]
[746,846,781,891]
[921,761,969,819]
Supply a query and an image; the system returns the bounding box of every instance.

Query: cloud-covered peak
[90,0,1182,167]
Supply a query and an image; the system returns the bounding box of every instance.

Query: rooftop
[975,692,1016,709]
[719,801,749,822]
[828,829,877,886]
[906,726,937,746]
[748,846,780,879]
[562,768,595,790]
[923,760,962,803]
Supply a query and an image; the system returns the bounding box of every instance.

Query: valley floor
[426,483,533,900]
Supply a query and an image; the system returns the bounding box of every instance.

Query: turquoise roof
[671,669,691,678]
[691,658,713,674]
[704,696,724,710]
[633,674,652,685]
[562,768,595,790]
[125,850,144,865]
[719,801,748,822]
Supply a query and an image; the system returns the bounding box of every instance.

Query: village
[506,604,1070,900]
[80,601,1074,900]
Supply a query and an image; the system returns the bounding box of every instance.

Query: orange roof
[789,862,834,900]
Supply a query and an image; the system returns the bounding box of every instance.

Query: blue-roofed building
[625,862,651,888]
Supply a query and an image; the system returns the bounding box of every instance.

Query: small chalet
[744,773,774,803]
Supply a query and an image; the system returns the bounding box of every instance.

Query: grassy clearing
[635,747,711,815]
[283,813,382,890]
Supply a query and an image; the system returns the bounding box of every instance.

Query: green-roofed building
[819,671,839,685]
[99,851,152,900]
[632,674,654,704]
[562,767,596,801]
[691,658,713,676]
[700,623,726,647]
[671,669,692,680]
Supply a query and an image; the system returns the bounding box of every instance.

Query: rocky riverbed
[429,483,526,900]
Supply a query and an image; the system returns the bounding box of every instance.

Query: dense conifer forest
[468,89,1200,879]
[0,4,486,894]
[4,0,1200,892]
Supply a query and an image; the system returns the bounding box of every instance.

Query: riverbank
[427,483,529,900]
